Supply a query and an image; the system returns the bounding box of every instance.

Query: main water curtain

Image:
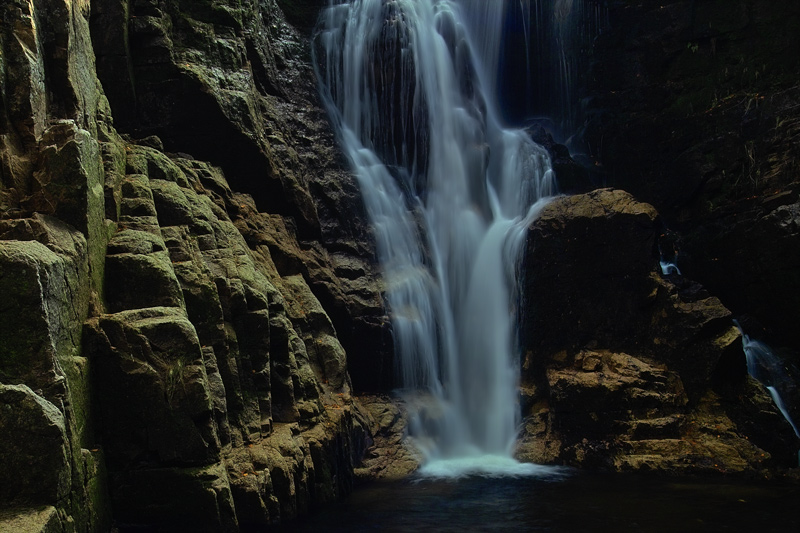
[314,0,555,460]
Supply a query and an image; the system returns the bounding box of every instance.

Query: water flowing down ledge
[736,321,800,439]
[313,0,557,477]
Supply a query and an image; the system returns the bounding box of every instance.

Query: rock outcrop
[518,189,800,474]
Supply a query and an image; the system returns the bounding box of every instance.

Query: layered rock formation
[518,189,799,474]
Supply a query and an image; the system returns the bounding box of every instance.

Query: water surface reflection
[274,472,800,532]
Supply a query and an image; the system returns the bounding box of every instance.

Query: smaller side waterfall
[658,233,681,276]
[735,321,800,439]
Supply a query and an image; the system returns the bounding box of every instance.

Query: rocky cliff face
[0,0,393,530]
[579,0,800,361]
[89,0,393,391]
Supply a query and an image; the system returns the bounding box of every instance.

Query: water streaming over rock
[313,0,556,474]
[735,321,800,439]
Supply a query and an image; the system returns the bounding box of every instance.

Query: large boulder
[522,188,660,359]
[518,189,800,473]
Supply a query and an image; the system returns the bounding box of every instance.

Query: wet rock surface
[353,395,420,481]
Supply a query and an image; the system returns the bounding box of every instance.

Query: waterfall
[313,0,556,476]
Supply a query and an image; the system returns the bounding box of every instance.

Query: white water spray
[659,261,681,276]
[314,0,556,476]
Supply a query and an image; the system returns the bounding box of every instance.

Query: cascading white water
[314,0,556,476]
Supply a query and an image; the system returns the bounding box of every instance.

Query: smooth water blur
[276,473,800,532]
[501,0,609,134]
[659,261,681,276]
[314,0,556,468]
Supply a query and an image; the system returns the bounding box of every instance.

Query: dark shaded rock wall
[579,0,800,355]
[1,0,392,530]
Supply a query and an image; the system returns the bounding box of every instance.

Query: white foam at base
[417,455,569,480]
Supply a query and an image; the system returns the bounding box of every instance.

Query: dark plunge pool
[272,470,800,532]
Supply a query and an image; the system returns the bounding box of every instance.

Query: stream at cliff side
[274,473,800,532]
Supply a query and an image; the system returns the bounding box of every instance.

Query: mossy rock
[0,385,70,504]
